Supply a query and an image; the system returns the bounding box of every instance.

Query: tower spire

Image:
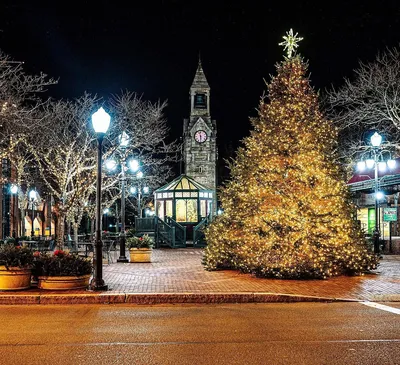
[191,54,209,90]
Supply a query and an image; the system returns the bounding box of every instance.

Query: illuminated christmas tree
[203,30,378,279]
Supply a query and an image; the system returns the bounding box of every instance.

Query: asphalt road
[0,302,399,365]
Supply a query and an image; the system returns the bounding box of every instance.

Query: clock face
[194,130,207,143]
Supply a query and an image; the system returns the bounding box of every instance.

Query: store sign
[383,208,397,222]
[361,193,376,206]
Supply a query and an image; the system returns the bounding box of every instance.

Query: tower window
[194,93,207,109]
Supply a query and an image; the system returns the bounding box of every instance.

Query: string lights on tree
[203,30,378,279]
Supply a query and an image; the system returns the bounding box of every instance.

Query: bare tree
[28,91,179,247]
[4,135,37,237]
[1,51,179,245]
[0,50,56,237]
[325,47,400,173]
[106,91,180,189]
[27,94,99,248]
[0,50,57,153]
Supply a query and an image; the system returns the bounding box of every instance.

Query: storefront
[348,161,400,242]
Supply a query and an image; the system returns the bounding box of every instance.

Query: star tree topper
[279,28,303,58]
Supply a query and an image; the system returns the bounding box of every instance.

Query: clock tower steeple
[183,58,217,215]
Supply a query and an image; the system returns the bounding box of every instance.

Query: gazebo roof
[155,174,209,193]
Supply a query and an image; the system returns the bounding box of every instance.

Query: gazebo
[154,174,214,224]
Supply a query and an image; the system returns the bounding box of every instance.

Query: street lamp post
[119,162,128,262]
[103,208,109,233]
[105,132,140,263]
[141,186,150,218]
[29,190,37,239]
[10,184,18,238]
[90,107,110,291]
[357,132,396,254]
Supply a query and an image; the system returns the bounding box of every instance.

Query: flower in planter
[33,251,93,277]
[0,243,34,269]
[127,234,153,249]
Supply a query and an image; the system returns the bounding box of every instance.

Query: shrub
[127,234,153,249]
[0,244,34,269]
[32,250,93,277]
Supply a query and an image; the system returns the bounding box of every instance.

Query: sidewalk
[1,249,399,305]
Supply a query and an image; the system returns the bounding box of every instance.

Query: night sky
[1,1,400,168]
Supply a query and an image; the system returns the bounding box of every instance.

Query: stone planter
[0,266,31,291]
[38,274,91,290]
[129,248,152,263]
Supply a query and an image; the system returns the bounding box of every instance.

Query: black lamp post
[105,132,140,263]
[103,208,109,233]
[118,164,128,263]
[356,132,396,254]
[29,189,37,239]
[89,107,110,291]
[10,184,18,238]
[130,176,149,219]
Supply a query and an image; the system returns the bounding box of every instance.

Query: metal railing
[165,217,186,248]
[155,217,175,248]
[135,217,157,232]
[193,216,209,247]
[348,174,400,192]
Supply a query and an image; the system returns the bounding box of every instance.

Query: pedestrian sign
[383,207,397,222]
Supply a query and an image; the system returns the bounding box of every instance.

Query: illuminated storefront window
[154,174,214,223]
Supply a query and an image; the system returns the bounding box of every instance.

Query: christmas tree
[203,30,378,279]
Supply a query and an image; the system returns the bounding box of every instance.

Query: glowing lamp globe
[378,161,387,172]
[370,132,382,147]
[357,161,366,172]
[136,171,143,179]
[29,190,37,201]
[376,191,384,200]
[130,186,137,194]
[105,159,117,171]
[10,184,18,194]
[143,186,149,194]
[387,159,396,169]
[366,159,375,169]
[92,107,111,134]
[129,159,139,172]
[103,208,109,214]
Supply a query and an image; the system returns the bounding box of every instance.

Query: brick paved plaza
[102,249,400,301]
[0,249,399,304]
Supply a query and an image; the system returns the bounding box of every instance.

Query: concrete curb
[0,292,363,305]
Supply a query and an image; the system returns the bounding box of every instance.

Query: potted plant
[33,250,93,290]
[127,234,153,263]
[0,243,34,290]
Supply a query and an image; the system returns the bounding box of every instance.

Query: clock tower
[183,59,217,214]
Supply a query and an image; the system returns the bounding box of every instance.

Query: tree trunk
[91,217,95,237]
[115,203,119,235]
[73,223,79,251]
[56,214,65,249]
[21,208,26,238]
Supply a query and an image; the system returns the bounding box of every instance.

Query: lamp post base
[117,256,129,263]
[373,230,380,254]
[89,278,108,291]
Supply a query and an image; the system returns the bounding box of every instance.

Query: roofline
[154,174,210,192]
